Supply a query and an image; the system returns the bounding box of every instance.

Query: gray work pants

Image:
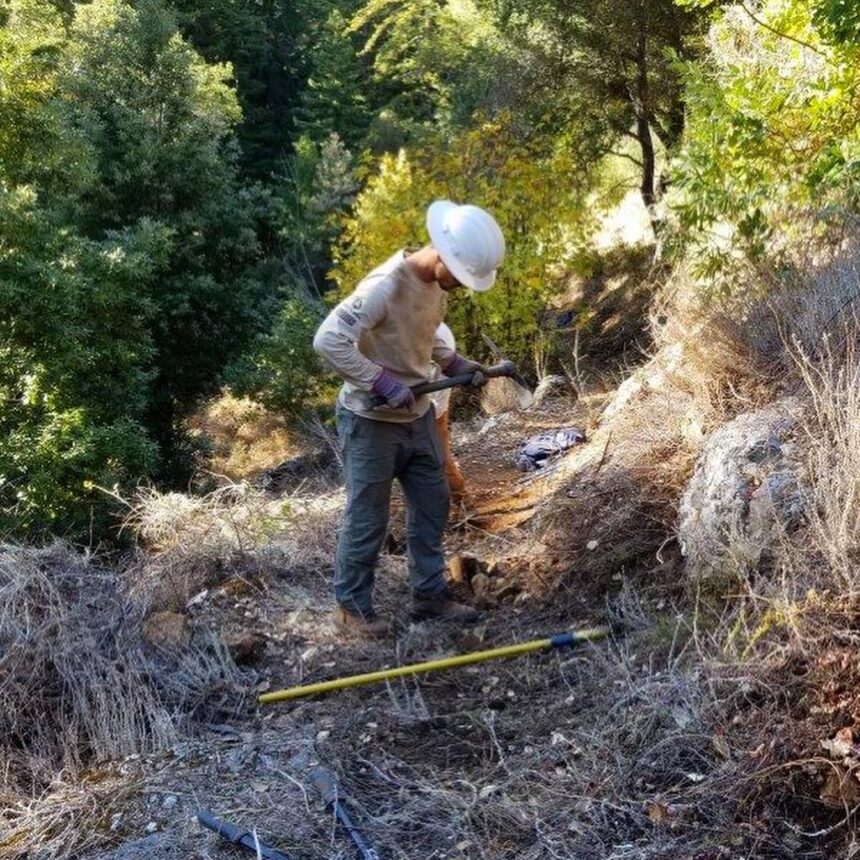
[334,403,450,615]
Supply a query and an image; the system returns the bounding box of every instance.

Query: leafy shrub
[332,113,597,370]
[0,0,274,538]
[227,296,331,416]
[671,0,860,280]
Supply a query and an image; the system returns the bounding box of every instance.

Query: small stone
[471,573,492,600]
[316,730,331,743]
[162,795,178,810]
[224,631,267,665]
[186,590,208,609]
[586,540,599,551]
[145,821,158,834]
[142,611,189,649]
[493,578,521,601]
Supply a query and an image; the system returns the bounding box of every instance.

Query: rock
[185,589,208,609]
[161,795,178,810]
[492,578,521,601]
[142,611,189,649]
[678,401,805,577]
[470,573,493,602]
[224,631,267,665]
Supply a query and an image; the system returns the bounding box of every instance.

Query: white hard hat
[427,200,505,292]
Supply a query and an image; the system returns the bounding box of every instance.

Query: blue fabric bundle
[516,427,586,471]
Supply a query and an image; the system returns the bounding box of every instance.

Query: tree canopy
[2,0,860,539]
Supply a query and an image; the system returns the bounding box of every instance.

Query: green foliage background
[2,0,859,539]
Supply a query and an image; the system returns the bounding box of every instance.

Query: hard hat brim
[427,200,497,292]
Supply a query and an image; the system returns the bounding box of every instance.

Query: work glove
[442,353,487,388]
[372,369,416,410]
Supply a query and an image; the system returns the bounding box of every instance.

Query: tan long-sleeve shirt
[313,251,454,423]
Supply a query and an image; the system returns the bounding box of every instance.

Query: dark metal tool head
[481,333,534,409]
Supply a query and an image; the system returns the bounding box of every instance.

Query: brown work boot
[333,605,392,639]
[411,588,481,624]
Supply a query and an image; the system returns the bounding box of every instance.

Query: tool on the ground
[259,626,609,704]
[197,809,293,860]
[369,359,525,408]
[481,332,535,410]
[311,767,380,860]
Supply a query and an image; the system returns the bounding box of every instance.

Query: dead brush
[650,264,779,424]
[0,541,249,857]
[0,543,174,782]
[316,615,767,860]
[122,483,342,610]
[187,390,298,481]
[0,768,140,860]
[722,322,860,639]
[124,483,277,555]
[122,483,288,610]
[790,326,860,592]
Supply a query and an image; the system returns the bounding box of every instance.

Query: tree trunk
[634,12,659,231]
[636,109,656,211]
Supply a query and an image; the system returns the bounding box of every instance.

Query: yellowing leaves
[332,112,597,366]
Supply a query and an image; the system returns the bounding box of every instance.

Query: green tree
[671,0,860,278]
[228,133,358,414]
[57,0,274,472]
[176,0,306,179]
[0,0,274,537]
[502,0,708,218]
[333,114,597,368]
[348,0,521,148]
[296,7,371,148]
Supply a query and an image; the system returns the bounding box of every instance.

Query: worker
[313,200,505,638]
[429,322,467,506]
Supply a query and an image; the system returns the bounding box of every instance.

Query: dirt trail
[88,395,622,860]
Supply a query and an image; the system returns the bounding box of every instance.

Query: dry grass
[188,391,298,480]
[791,328,860,591]
[122,481,342,611]
[307,603,788,860]
[0,544,173,784]
[0,541,249,859]
[122,483,289,610]
[0,769,140,860]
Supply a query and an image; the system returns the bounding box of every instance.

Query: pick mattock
[369,358,533,412]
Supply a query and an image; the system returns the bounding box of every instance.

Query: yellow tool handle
[259,626,609,704]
